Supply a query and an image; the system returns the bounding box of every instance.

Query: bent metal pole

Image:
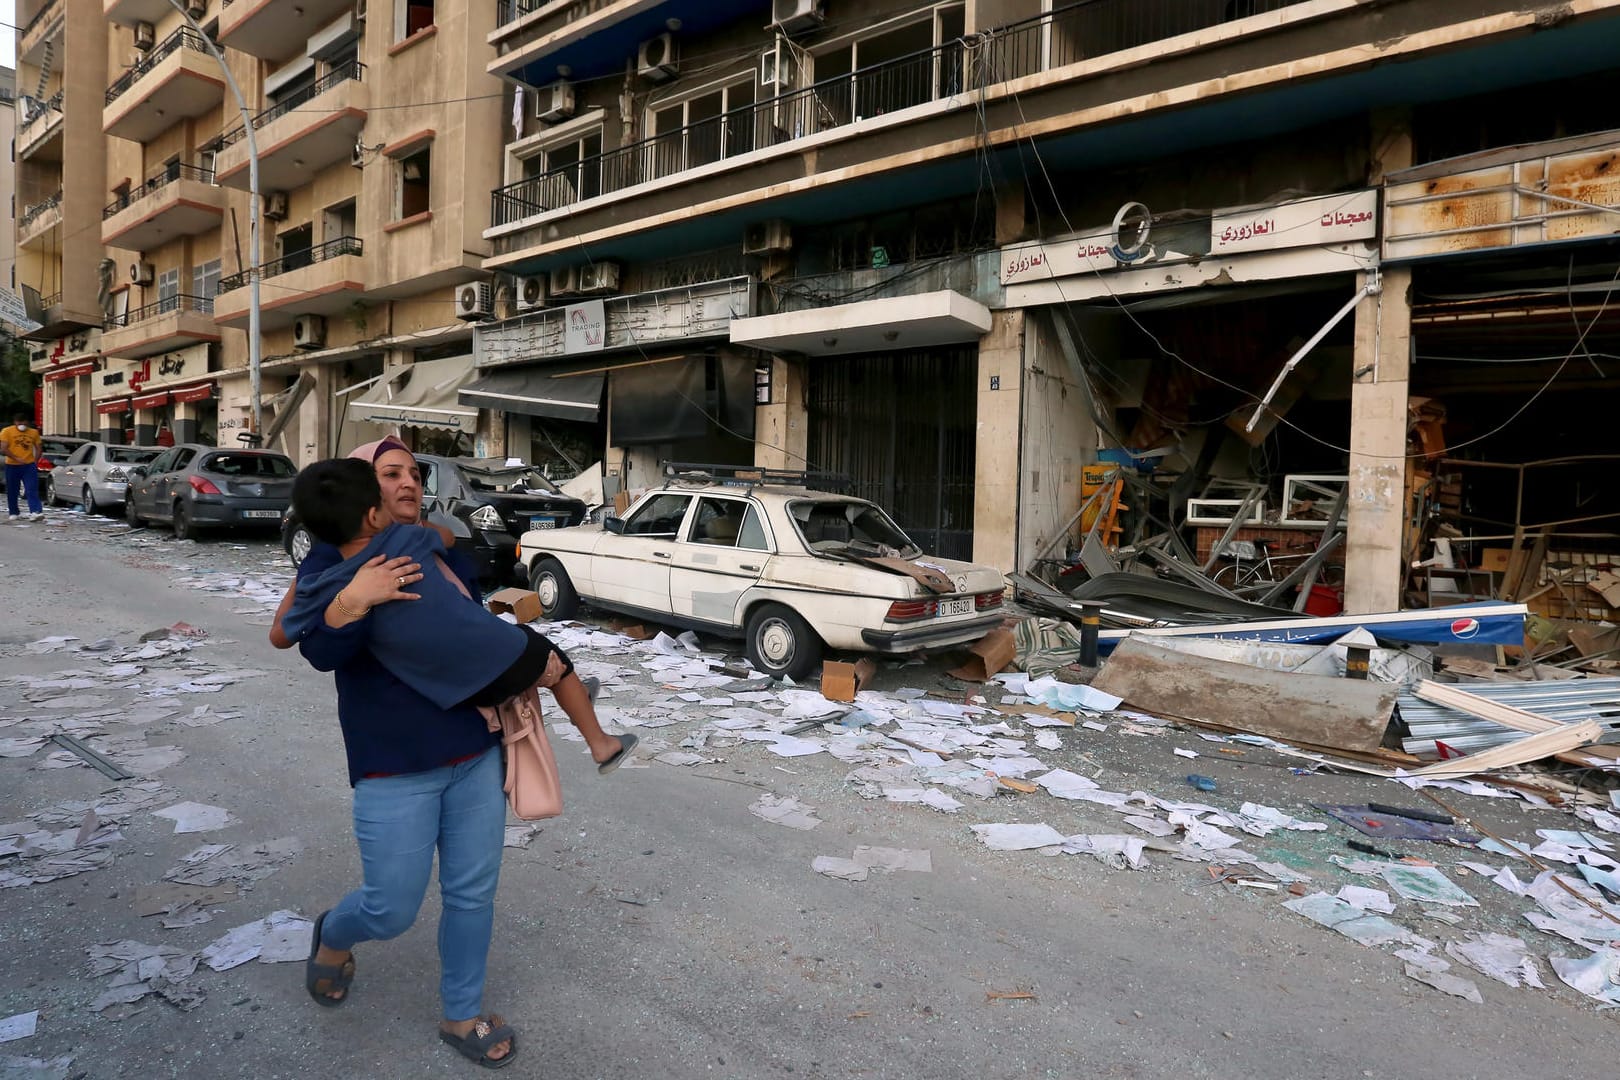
[166,2,262,439]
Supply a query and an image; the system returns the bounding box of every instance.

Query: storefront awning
[131,391,172,410]
[96,399,131,416]
[458,369,603,423]
[729,291,993,356]
[172,383,216,404]
[44,361,96,382]
[346,355,479,434]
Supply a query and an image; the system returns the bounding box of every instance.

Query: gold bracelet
[333,590,370,621]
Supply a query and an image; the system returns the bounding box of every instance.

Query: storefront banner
[1209,190,1377,255]
[96,399,131,416]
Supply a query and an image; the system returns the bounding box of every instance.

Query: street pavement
[1,507,1616,1080]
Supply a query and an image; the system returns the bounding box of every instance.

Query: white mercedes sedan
[517,478,1007,680]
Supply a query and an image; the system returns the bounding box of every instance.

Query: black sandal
[439,1015,518,1069]
[598,732,637,775]
[304,910,355,1007]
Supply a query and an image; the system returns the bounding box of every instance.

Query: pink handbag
[479,686,562,820]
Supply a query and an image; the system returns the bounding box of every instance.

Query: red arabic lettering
[1003,251,1047,277]
[1320,209,1374,228]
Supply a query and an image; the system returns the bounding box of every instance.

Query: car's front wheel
[81,485,99,515]
[529,557,579,620]
[39,475,54,506]
[172,502,195,541]
[745,603,823,682]
[126,495,145,527]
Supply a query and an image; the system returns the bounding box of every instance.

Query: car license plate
[529,517,557,530]
[241,509,280,519]
[938,597,973,618]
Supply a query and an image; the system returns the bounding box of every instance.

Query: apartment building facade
[16,0,502,461]
[17,0,111,437]
[469,0,1620,611]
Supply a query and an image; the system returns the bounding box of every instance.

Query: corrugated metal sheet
[1399,678,1620,756]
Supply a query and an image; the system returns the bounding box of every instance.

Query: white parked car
[47,443,162,514]
[517,476,1008,679]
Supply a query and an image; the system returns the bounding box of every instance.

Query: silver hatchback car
[48,443,163,515]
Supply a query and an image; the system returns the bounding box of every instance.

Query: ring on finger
[397,576,406,587]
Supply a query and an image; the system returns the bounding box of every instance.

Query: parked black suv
[281,454,587,584]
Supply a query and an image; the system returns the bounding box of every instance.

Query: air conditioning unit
[577,261,621,295]
[130,262,155,286]
[771,0,825,36]
[350,141,365,168]
[263,191,289,221]
[455,282,494,321]
[743,219,792,256]
[536,81,575,124]
[637,33,679,81]
[134,22,156,50]
[548,266,579,298]
[516,275,547,312]
[293,314,327,350]
[186,2,206,19]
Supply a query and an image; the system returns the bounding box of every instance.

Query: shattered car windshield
[107,447,161,464]
[461,464,563,495]
[788,499,920,558]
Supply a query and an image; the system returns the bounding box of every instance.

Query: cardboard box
[821,657,877,702]
[487,587,543,624]
[947,628,1017,683]
[1478,548,1511,573]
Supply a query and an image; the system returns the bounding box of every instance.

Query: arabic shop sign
[1000,201,1160,286]
[1209,190,1377,255]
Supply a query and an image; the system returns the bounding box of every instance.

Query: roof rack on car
[661,461,851,492]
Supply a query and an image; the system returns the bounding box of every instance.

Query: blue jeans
[320,746,507,1021]
[5,463,41,516]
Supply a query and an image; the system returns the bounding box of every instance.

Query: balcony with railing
[214,236,367,330]
[18,190,64,249]
[488,0,1314,255]
[215,60,368,191]
[104,27,226,143]
[492,1,770,84]
[104,0,188,25]
[102,162,226,251]
[101,293,221,359]
[18,89,65,161]
[20,0,61,66]
[219,0,358,61]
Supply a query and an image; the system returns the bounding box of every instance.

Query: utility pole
[165,1,262,438]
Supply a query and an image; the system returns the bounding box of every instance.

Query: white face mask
[13,423,26,431]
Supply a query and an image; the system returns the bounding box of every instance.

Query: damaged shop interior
[1019,243,1620,676]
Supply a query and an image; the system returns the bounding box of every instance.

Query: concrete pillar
[753,356,807,471]
[1344,267,1413,614]
[1344,109,1414,615]
[972,309,1024,571]
[100,419,125,444]
[994,178,1026,247]
[173,401,199,446]
[296,366,334,467]
[75,377,97,440]
[134,410,157,446]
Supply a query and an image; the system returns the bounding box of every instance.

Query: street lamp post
[166,2,262,438]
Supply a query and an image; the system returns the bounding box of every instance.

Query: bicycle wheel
[1210,562,1252,590]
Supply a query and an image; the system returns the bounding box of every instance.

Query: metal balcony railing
[112,293,215,328]
[102,162,217,219]
[216,60,366,149]
[38,292,62,310]
[218,236,363,292]
[105,27,211,107]
[490,0,1311,226]
[20,89,64,129]
[496,0,547,25]
[20,190,63,231]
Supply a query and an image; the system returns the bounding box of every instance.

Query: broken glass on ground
[748,794,821,831]
[1378,864,1479,907]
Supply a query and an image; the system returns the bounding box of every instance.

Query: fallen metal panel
[1092,636,1398,753]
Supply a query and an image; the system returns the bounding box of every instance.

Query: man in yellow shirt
[1,411,45,521]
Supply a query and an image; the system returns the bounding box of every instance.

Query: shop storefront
[100,344,221,446]
[474,278,755,494]
[29,331,101,440]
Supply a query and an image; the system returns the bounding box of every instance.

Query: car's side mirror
[604,516,626,535]
[127,466,146,478]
